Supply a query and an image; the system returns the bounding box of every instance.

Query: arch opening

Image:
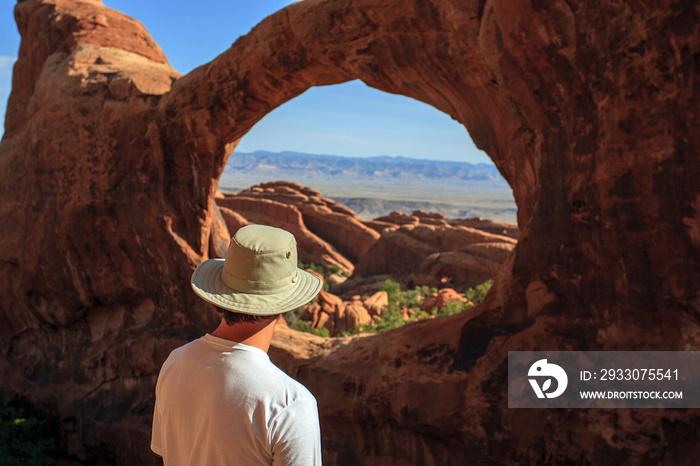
[212,80,519,338]
[219,80,516,222]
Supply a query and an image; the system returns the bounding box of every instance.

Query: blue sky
[0,0,490,163]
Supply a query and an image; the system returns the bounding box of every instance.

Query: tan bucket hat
[191,224,323,315]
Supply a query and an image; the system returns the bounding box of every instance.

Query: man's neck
[210,317,279,353]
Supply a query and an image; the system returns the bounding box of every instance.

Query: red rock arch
[1,0,699,464]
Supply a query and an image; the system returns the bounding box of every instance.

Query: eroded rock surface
[1,0,699,464]
[217,181,381,273]
[352,223,516,290]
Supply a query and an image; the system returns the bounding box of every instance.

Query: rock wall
[0,0,699,464]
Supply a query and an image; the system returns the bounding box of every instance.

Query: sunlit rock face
[216,181,381,273]
[1,0,699,464]
[352,223,516,290]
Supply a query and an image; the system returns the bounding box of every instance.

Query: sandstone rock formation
[1,0,699,465]
[373,210,423,226]
[352,223,517,290]
[371,209,520,239]
[300,290,388,336]
[421,288,468,312]
[217,181,381,272]
[407,242,514,290]
[451,217,520,240]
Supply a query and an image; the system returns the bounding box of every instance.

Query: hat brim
[191,259,323,315]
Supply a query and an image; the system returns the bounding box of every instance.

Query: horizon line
[232,149,496,166]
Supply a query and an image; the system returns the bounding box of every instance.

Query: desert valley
[220,150,518,224]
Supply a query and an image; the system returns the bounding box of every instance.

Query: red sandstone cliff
[1,0,699,464]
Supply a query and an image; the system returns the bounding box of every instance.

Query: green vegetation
[294,320,330,338]
[0,390,55,466]
[464,280,493,305]
[351,279,493,335]
[291,267,493,337]
[328,263,350,278]
[293,260,493,337]
[298,260,325,277]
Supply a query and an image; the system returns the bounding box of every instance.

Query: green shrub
[400,285,433,310]
[438,299,465,317]
[297,261,334,291]
[379,279,402,304]
[0,390,55,466]
[464,279,493,304]
[298,260,324,276]
[373,310,408,333]
[293,320,330,338]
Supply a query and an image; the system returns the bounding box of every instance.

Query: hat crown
[222,225,298,295]
[190,224,323,315]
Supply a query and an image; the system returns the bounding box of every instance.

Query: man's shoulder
[166,335,206,356]
[265,362,315,396]
[248,358,317,410]
[159,335,215,371]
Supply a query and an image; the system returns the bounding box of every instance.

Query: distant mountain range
[219,150,516,223]
[222,150,508,188]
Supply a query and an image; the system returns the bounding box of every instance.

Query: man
[151,224,324,465]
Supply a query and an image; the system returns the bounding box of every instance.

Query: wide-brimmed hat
[191,224,323,315]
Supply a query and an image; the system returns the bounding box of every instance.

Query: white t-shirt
[151,334,322,465]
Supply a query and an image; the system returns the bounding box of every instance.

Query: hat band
[221,267,298,295]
